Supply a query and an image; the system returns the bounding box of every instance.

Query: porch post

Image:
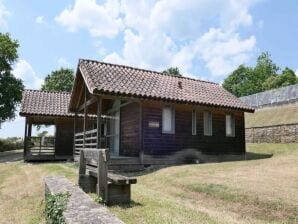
[83,86,88,149]
[96,96,102,149]
[73,110,78,158]
[23,117,28,158]
[28,121,32,137]
[139,101,144,163]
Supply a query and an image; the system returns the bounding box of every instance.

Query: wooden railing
[25,136,55,156]
[74,129,98,156]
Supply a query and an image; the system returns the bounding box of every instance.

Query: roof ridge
[79,58,218,85]
[24,89,71,95]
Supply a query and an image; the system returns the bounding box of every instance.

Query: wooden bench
[78,148,137,205]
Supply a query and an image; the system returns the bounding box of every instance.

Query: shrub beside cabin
[20,59,254,164]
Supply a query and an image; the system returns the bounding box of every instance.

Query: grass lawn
[0,144,297,224]
[245,105,298,128]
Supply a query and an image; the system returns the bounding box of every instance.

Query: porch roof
[70,59,254,112]
[20,90,74,117]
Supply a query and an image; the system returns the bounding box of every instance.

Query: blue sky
[0,0,297,137]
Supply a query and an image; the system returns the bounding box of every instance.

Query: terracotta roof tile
[78,59,254,112]
[20,90,74,117]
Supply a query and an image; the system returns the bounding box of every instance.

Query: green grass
[0,144,297,224]
[110,143,298,224]
[245,105,298,128]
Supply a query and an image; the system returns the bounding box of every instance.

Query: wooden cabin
[20,59,254,164]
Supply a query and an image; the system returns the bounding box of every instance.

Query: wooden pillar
[28,122,32,137]
[138,101,144,163]
[23,117,28,158]
[73,111,78,158]
[83,86,88,149]
[96,97,102,149]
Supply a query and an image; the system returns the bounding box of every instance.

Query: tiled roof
[78,59,254,112]
[20,90,74,117]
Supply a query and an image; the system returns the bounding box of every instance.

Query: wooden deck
[24,154,72,162]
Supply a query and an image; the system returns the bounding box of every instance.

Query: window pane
[192,109,196,135]
[162,106,174,133]
[226,114,235,136]
[226,115,232,135]
[204,111,212,136]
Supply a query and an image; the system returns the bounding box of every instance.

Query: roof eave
[93,88,255,112]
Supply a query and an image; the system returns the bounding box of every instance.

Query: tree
[0,33,24,126]
[222,65,254,97]
[262,67,298,90]
[37,130,49,137]
[253,52,279,91]
[162,67,182,77]
[41,68,74,92]
[278,67,298,87]
[222,52,296,97]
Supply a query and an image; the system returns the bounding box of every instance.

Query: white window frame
[204,111,212,136]
[226,114,235,137]
[192,108,197,135]
[162,105,175,134]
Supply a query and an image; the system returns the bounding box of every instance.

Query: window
[192,108,197,135]
[204,111,212,136]
[162,106,175,133]
[226,114,235,137]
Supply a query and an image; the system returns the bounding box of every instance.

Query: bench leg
[78,174,97,193]
[107,184,131,205]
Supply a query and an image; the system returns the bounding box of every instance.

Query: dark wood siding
[55,118,74,156]
[142,101,245,155]
[120,102,140,156]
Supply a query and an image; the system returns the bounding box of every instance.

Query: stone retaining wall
[44,176,123,224]
[246,124,298,143]
[240,84,298,108]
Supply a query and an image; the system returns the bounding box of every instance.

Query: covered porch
[23,116,73,161]
[71,82,143,168]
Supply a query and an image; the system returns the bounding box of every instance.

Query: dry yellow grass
[245,105,298,128]
[111,144,298,224]
[0,161,77,224]
[0,144,297,224]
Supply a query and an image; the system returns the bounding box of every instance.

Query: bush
[45,192,70,224]
[0,137,24,152]
[0,139,15,152]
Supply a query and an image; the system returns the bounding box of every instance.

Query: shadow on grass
[122,151,275,178]
[110,200,143,209]
[245,152,273,160]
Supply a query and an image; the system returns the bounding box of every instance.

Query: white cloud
[35,16,44,24]
[55,0,123,38]
[57,57,71,67]
[12,59,43,89]
[58,0,258,78]
[106,0,257,77]
[193,28,256,76]
[0,0,9,28]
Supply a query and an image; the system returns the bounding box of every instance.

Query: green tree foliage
[263,67,298,90]
[0,33,24,126]
[223,52,298,97]
[41,68,74,92]
[162,67,182,77]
